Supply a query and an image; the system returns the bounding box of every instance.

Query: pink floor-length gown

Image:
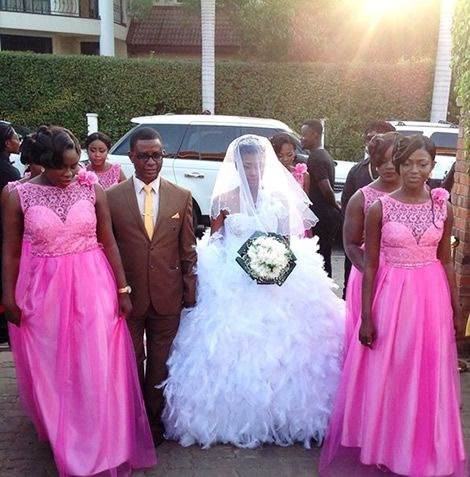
[344,185,386,353]
[11,179,157,477]
[320,188,467,476]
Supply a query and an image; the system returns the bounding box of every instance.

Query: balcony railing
[0,0,125,24]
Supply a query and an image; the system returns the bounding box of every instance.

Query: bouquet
[236,232,297,286]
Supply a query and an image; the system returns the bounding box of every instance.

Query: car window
[241,126,306,155]
[396,129,422,136]
[178,125,241,161]
[111,124,187,157]
[430,132,457,150]
[241,126,283,139]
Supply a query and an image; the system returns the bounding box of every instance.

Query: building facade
[0,0,128,57]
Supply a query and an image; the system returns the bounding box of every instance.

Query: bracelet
[118,285,132,294]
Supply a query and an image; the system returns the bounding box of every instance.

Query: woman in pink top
[320,134,466,476]
[271,133,310,195]
[342,132,401,352]
[3,125,156,476]
[85,131,125,188]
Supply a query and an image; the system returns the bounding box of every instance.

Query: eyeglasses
[134,152,164,162]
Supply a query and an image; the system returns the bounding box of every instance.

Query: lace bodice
[379,189,448,268]
[17,181,100,257]
[224,213,279,242]
[361,185,386,214]
[87,163,121,189]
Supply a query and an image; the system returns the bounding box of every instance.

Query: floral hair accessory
[431,187,449,206]
[77,169,99,186]
[294,163,307,174]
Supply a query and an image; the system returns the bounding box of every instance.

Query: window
[80,42,100,56]
[241,126,306,155]
[0,0,49,14]
[179,125,240,161]
[430,132,457,151]
[111,124,187,157]
[0,34,52,53]
[395,129,421,136]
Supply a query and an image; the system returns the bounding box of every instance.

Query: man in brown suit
[107,127,197,446]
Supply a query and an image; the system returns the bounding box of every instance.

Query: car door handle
[184,172,205,178]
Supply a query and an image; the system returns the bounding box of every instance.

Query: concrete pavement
[1,251,469,476]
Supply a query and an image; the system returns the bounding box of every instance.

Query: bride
[161,135,345,449]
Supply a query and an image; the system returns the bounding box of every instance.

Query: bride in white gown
[161,135,345,449]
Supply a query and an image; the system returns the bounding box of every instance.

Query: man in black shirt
[0,122,21,344]
[340,120,396,295]
[301,119,341,278]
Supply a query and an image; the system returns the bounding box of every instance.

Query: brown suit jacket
[107,177,197,317]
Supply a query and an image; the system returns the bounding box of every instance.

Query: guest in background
[0,121,21,346]
[342,132,400,352]
[441,161,455,194]
[301,119,341,277]
[1,133,45,202]
[85,131,125,188]
[320,134,466,476]
[341,120,396,294]
[271,133,310,195]
[2,125,156,476]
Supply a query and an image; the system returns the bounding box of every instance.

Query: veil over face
[210,135,318,236]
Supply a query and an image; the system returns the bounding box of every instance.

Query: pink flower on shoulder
[77,169,99,186]
[431,187,449,206]
[294,163,307,175]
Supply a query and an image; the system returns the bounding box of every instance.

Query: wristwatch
[118,285,132,294]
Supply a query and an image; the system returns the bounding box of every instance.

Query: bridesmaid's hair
[392,134,439,228]
[0,121,15,151]
[391,134,436,174]
[368,132,401,167]
[270,133,296,156]
[364,120,396,136]
[19,133,42,166]
[30,125,81,169]
[84,131,112,151]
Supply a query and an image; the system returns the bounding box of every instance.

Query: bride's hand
[210,210,230,235]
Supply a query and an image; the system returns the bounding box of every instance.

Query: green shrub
[0,51,433,161]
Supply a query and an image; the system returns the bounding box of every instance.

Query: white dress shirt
[133,175,161,227]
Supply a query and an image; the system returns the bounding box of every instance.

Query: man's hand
[4,301,21,327]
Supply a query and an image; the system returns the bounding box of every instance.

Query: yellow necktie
[143,184,154,239]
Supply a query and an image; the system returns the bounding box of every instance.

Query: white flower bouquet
[236,232,297,286]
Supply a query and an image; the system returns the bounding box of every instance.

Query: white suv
[388,120,458,186]
[108,114,311,228]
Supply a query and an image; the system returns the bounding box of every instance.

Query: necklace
[367,162,377,181]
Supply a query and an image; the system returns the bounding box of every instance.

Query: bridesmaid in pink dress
[342,132,400,352]
[85,131,125,189]
[2,126,156,476]
[320,134,467,476]
[271,133,311,237]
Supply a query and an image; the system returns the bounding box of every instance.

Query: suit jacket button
[150,265,155,270]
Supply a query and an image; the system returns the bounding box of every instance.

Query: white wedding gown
[162,205,345,449]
